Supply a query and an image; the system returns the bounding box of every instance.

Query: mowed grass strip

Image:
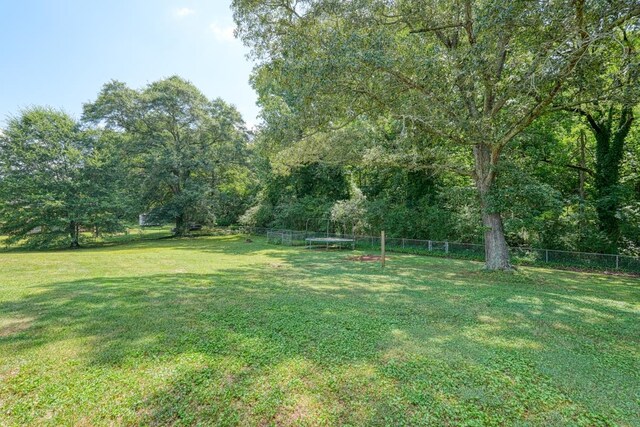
[0,236,638,426]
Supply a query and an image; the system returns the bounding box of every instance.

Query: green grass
[0,236,638,426]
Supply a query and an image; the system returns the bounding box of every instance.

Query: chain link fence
[252,227,640,274]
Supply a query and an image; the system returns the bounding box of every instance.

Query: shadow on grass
[1,245,639,425]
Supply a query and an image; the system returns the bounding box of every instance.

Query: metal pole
[545,250,549,263]
[352,226,356,250]
[616,255,619,269]
[381,231,386,268]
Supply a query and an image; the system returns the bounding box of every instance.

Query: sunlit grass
[0,236,638,426]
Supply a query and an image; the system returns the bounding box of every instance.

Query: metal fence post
[616,255,619,269]
[545,250,549,263]
[428,240,432,251]
[402,238,405,249]
[381,231,386,268]
[445,241,449,254]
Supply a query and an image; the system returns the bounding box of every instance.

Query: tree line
[232,0,640,270]
[1,1,639,272]
[0,76,255,248]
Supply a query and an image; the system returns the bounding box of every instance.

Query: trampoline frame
[305,237,355,250]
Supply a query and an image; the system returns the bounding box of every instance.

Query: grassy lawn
[0,236,638,426]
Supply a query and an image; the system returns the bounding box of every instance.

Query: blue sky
[0,0,259,127]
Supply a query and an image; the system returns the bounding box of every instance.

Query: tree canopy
[0,107,129,248]
[0,6,638,261]
[83,76,251,235]
[233,0,640,269]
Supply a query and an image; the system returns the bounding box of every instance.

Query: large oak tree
[233,0,640,269]
[0,108,129,248]
[83,76,249,235]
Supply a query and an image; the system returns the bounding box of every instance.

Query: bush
[239,204,274,228]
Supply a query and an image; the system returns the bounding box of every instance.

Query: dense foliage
[241,109,640,255]
[0,4,638,259]
[232,0,640,264]
[0,79,255,247]
[83,76,253,235]
[0,108,130,248]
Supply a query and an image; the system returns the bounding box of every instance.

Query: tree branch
[568,107,602,134]
[409,22,465,34]
[540,158,594,176]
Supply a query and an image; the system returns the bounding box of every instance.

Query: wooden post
[381,230,386,268]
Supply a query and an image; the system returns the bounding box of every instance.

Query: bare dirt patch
[0,367,20,382]
[346,255,387,262]
[275,396,313,426]
[0,318,33,337]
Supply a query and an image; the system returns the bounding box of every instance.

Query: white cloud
[174,7,195,18]
[209,22,237,43]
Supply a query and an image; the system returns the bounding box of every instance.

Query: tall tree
[0,108,128,248]
[83,76,249,235]
[565,29,638,249]
[233,0,640,269]
[579,107,635,248]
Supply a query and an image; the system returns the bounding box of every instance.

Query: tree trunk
[594,129,620,248]
[69,221,80,249]
[175,214,186,236]
[473,143,512,270]
[589,107,633,251]
[578,131,586,202]
[481,210,511,270]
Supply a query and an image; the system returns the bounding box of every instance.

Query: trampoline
[305,237,355,250]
